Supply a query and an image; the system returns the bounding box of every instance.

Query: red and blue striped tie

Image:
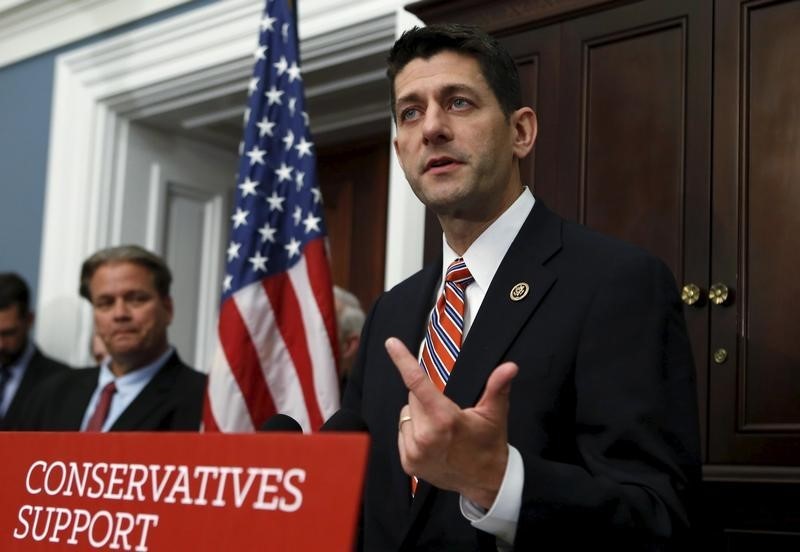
[420,257,474,391]
[412,258,473,494]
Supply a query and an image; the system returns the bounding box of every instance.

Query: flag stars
[266,191,285,212]
[275,163,293,182]
[258,222,277,243]
[282,23,290,43]
[295,137,313,158]
[273,56,288,76]
[303,213,321,234]
[287,62,302,82]
[226,241,242,261]
[231,208,249,228]
[292,205,302,226]
[245,145,266,165]
[249,251,268,272]
[247,77,259,96]
[288,97,297,116]
[311,187,322,204]
[254,45,267,61]
[260,15,277,32]
[222,274,233,292]
[243,107,251,124]
[256,117,275,137]
[285,237,301,258]
[282,129,295,151]
[238,177,258,197]
[265,86,284,106]
[295,170,305,190]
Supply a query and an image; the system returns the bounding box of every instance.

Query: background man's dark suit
[0,348,69,430]
[22,352,205,431]
[343,201,701,551]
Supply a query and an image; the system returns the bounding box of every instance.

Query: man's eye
[128,294,149,305]
[451,98,470,110]
[400,108,419,122]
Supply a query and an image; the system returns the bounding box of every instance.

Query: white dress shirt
[426,188,535,546]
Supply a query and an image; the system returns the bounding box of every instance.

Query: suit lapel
[6,349,44,418]
[445,201,562,408]
[388,262,441,523]
[64,368,100,429]
[111,353,182,430]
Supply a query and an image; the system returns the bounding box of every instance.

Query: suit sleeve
[514,252,701,547]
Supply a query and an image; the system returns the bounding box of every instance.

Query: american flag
[204,0,340,433]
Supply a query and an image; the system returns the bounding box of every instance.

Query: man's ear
[511,107,537,160]
[342,334,360,361]
[24,311,34,332]
[163,296,174,324]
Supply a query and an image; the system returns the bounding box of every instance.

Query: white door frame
[36,0,424,365]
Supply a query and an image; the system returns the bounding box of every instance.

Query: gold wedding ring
[398,416,412,429]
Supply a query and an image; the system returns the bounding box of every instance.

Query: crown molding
[0,0,195,68]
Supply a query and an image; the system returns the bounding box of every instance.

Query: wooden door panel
[711,0,800,464]
[581,24,685,275]
[560,0,713,457]
[500,25,561,213]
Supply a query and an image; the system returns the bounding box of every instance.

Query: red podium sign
[0,432,368,551]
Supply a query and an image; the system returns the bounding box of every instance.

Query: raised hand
[386,337,518,508]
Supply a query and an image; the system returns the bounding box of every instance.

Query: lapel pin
[509,282,530,301]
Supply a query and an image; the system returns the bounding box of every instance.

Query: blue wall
[0,0,219,305]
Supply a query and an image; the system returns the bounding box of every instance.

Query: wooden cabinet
[409,0,800,544]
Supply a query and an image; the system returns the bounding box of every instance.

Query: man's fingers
[474,362,518,417]
[385,337,441,408]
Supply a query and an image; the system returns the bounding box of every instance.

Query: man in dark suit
[24,245,206,431]
[341,24,700,550]
[0,273,70,430]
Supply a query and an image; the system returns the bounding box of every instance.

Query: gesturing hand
[385,337,518,509]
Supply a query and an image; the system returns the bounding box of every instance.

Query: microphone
[259,413,303,432]
[320,409,368,432]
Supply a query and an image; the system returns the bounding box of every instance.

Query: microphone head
[320,409,368,432]
[259,413,303,432]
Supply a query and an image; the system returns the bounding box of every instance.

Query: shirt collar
[97,346,175,391]
[441,187,535,292]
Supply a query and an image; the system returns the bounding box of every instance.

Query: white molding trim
[0,0,193,68]
[36,0,422,364]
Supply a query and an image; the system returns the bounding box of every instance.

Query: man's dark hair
[387,23,522,121]
[79,245,172,301]
[0,272,30,314]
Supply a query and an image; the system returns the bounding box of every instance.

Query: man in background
[0,272,70,430]
[334,285,365,392]
[23,245,206,431]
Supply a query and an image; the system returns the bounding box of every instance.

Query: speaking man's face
[392,50,521,223]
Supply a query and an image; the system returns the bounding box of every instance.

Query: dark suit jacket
[342,201,701,551]
[23,352,206,431]
[0,347,70,430]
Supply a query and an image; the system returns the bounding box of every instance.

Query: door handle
[708,283,732,306]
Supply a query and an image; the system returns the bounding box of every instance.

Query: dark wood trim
[704,465,800,484]
[406,0,635,34]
